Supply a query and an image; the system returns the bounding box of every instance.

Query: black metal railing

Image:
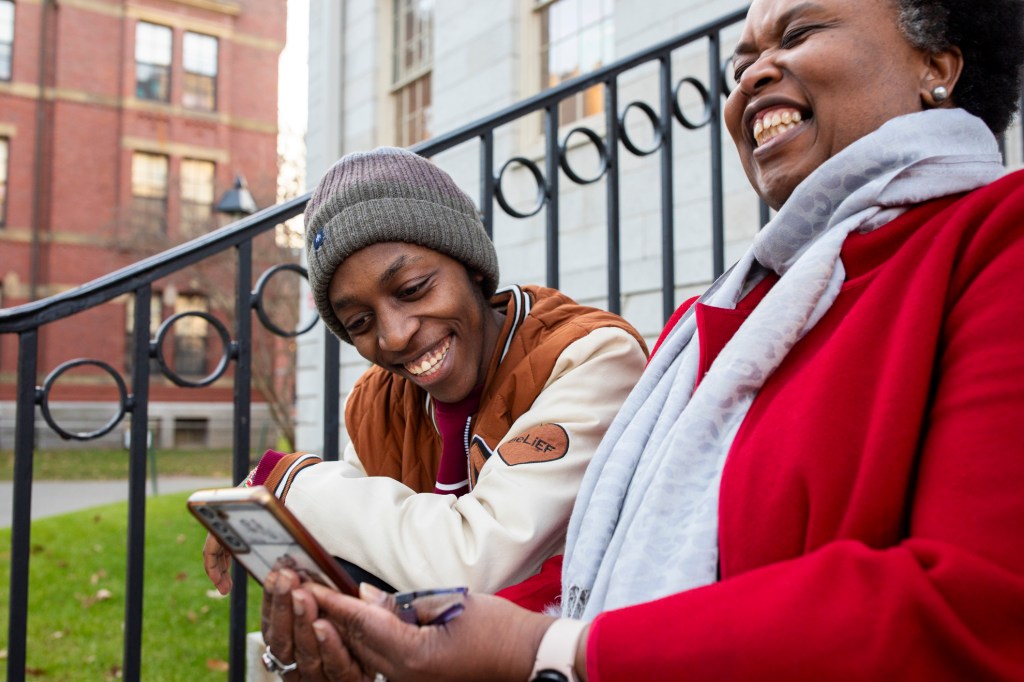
[0,7,764,679]
[5,5,1020,680]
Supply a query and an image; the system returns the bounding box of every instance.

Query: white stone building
[294,0,754,451]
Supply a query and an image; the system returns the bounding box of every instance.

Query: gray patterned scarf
[562,109,1004,620]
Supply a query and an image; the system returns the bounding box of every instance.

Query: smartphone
[188,485,360,596]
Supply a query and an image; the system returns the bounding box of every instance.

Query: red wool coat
[502,170,1024,680]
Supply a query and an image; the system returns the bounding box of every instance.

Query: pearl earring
[931,85,949,103]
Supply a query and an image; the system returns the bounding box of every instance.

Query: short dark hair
[895,0,1024,135]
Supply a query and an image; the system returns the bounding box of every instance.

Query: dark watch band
[531,671,569,682]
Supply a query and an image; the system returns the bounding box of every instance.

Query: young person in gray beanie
[203,147,648,604]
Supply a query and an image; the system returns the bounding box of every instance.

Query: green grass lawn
[0,492,263,680]
[0,448,240,481]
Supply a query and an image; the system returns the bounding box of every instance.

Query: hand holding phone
[188,486,466,625]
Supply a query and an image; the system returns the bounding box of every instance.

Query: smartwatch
[529,618,589,682]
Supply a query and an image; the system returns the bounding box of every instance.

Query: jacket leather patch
[498,424,570,466]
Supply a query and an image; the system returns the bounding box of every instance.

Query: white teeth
[753,109,804,147]
[405,337,451,377]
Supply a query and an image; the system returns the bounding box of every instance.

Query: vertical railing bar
[544,104,561,289]
[604,76,622,315]
[7,329,38,682]
[228,240,253,682]
[759,199,771,228]
[659,52,676,323]
[708,32,725,278]
[322,331,341,461]
[122,284,153,682]
[233,241,254,482]
[479,130,495,239]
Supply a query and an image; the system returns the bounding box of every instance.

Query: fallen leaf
[95,589,113,601]
[175,571,188,582]
[186,610,198,623]
[206,659,230,672]
[176,533,187,544]
[51,630,65,639]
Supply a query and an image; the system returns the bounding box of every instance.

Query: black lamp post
[214,174,258,219]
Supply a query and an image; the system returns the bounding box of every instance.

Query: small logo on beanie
[313,230,324,251]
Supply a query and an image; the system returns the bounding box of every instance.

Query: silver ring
[262,644,298,675]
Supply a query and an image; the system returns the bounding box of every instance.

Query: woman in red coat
[261,0,1024,679]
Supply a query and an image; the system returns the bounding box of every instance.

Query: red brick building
[0,0,288,450]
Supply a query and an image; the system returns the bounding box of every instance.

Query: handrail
[0,196,308,333]
[412,7,749,156]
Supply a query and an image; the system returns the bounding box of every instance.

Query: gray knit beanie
[304,147,499,343]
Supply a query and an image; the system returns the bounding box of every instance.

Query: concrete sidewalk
[0,476,231,528]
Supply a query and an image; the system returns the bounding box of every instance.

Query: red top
[500,171,1024,680]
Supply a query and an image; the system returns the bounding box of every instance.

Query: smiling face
[328,242,504,403]
[724,0,939,209]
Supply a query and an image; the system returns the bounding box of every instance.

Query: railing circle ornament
[618,101,663,157]
[494,156,548,219]
[39,359,129,441]
[559,127,609,185]
[153,311,234,388]
[672,76,712,130]
[253,263,318,338]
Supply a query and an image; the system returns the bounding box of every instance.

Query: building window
[135,21,172,102]
[392,0,433,147]
[0,0,13,82]
[183,32,218,111]
[131,152,168,233]
[180,159,215,236]
[0,138,7,228]
[538,0,614,124]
